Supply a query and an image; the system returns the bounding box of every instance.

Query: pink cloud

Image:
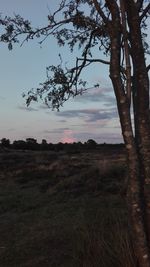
[61,130,76,143]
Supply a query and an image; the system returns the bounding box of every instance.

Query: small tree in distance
[0,1,150,266]
[86,139,97,148]
[0,138,10,148]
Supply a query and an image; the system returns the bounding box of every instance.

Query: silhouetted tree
[41,139,47,145]
[12,140,27,150]
[40,139,48,150]
[1,138,10,148]
[0,1,150,265]
[86,139,97,148]
[26,138,38,150]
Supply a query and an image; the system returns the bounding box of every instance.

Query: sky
[0,1,149,144]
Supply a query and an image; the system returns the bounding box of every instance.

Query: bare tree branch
[120,0,132,106]
[146,64,150,72]
[137,0,144,11]
[140,3,150,22]
[92,0,109,24]
[77,57,110,65]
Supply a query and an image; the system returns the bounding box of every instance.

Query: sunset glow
[61,130,76,144]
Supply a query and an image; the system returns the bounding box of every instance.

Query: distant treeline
[0,137,124,152]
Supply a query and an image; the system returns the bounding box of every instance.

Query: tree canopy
[0,0,149,110]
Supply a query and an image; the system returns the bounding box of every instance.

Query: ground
[0,146,136,267]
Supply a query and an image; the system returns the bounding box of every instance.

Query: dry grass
[0,148,136,267]
[72,207,136,267]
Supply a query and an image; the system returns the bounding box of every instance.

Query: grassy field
[0,148,137,267]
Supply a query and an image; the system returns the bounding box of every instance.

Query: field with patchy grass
[0,147,137,267]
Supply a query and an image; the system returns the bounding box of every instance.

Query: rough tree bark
[106,1,150,266]
[125,2,150,249]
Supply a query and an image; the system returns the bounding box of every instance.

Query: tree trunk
[125,0,150,246]
[106,1,150,265]
[110,51,150,267]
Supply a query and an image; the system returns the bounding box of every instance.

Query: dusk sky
[0,1,149,144]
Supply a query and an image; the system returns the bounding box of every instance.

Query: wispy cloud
[0,96,5,101]
[7,128,15,132]
[58,119,67,123]
[36,87,116,110]
[43,127,70,134]
[55,108,118,123]
[73,87,115,106]
[38,104,49,110]
[17,105,38,112]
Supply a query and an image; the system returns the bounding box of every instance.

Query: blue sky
[0,1,149,144]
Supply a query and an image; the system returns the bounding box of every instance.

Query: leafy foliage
[0,0,150,110]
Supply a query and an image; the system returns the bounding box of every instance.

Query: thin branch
[77,58,110,65]
[146,64,150,72]
[70,30,95,90]
[120,0,132,106]
[52,0,67,18]
[136,0,144,11]
[92,0,109,24]
[140,3,150,22]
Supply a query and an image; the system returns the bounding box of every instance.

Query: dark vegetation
[0,137,124,152]
[0,145,137,267]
